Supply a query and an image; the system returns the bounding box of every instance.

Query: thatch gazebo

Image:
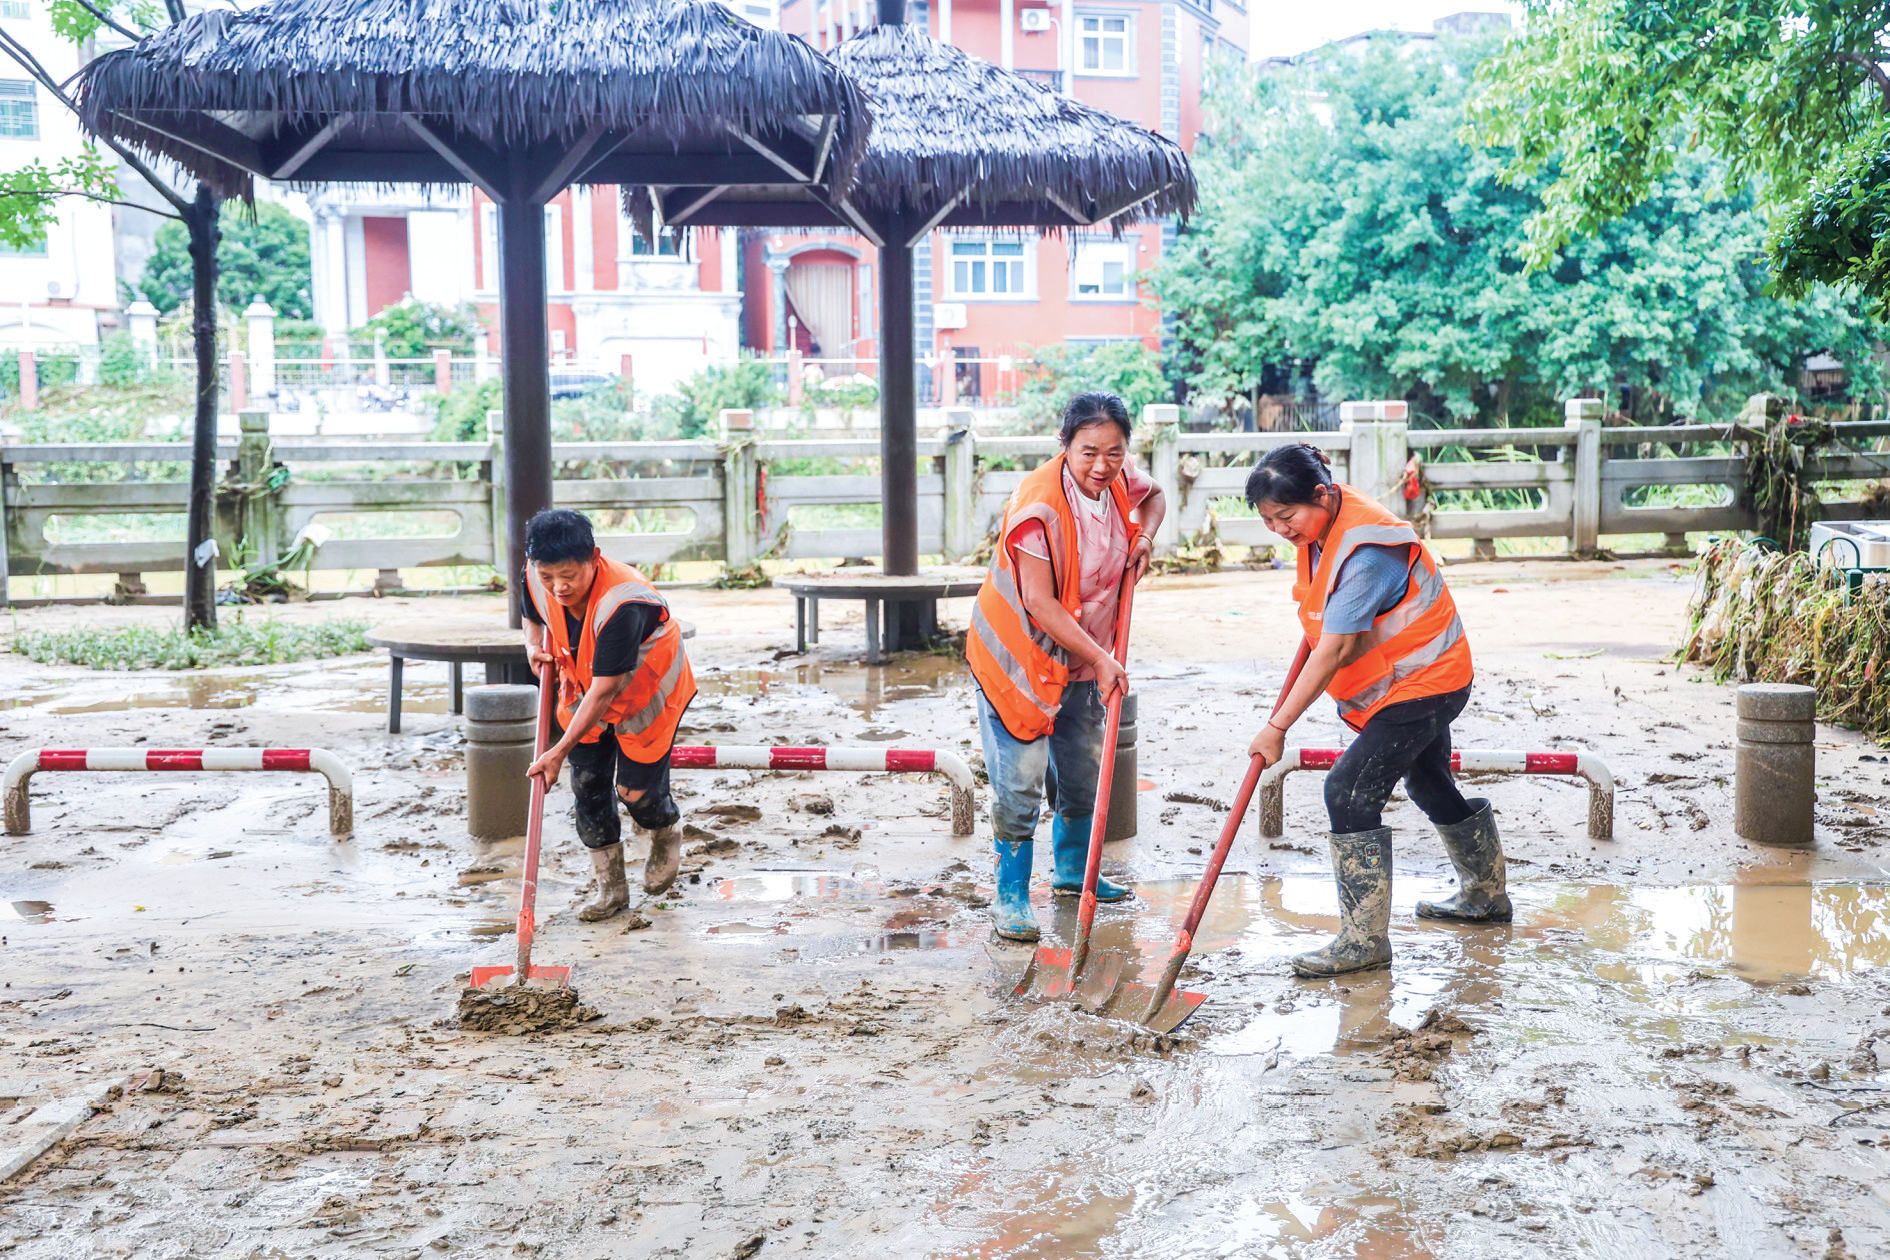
[633,0,1194,647]
[76,0,870,623]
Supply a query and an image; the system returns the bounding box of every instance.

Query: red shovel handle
[1068,574,1137,978]
[515,659,556,984]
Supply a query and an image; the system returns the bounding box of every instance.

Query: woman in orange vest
[520,509,697,919]
[966,393,1166,942]
[1245,445,1506,977]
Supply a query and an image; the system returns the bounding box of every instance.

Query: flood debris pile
[455,985,601,1034]
[1370,1007,1474,1081]
[1682,537,1890,740]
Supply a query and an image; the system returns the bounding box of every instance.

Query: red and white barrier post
[1259,748,1613,840]
[673,745,977,836]
[4,749,354,839]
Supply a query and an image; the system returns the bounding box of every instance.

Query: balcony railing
[1014,68,1063,90]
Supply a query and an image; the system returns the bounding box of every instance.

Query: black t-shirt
[522,573,662,677]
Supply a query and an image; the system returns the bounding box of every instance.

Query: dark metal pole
[497,193,552,629]
[183,184,220,633]
[879,220,917,579]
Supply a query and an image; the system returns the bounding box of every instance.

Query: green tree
[139,201,312,318]
[1151,32,1880,422]
[1013,340,1170,430]
[1468,0,1890,281]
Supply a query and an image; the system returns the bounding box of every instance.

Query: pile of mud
[456,985,602,1033]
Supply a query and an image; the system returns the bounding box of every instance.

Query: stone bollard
[1107,691,1138,843]
[1735,683,1817,848]
[465,685,539,840]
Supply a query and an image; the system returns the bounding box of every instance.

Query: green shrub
[12,615,370,670]
[1013,341,1170,432]
[352,299,480,359]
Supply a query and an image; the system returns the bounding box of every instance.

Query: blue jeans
[977,682,1106,843]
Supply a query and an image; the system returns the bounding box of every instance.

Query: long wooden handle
[1068,575,1138,979]
[515,660,555,984]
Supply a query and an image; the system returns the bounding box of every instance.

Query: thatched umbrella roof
[635,20,1194,235]
[75,0,870,203]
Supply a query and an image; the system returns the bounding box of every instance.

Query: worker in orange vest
[520,509,697,919]
[966,393,1167,942]
[1245,445,1503,977]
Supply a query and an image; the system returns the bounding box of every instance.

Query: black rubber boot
[1416,799,1512,922]
[1291,827,1393,978]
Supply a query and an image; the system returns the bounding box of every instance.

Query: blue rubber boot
[1050,814,1132,901]
[991,839,1040,942]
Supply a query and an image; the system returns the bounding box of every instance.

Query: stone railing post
[236,408,279,567]
[1143,403,1180,554]
[245,298,276,400]
[475,331,496,383]
[486,408,505,573]
[1565,398,1603,558]
[1338,400,1409,516]
[433,349,453,395]
[619,353,633,404]
[17,350,36,412]
[787,348,804,406]
[126,300,160,367]
[721,410,758,567]
[229,350,248,413]
[941,414,976,561]
[373,329,390,388]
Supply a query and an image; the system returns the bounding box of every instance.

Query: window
[0,2,28,21]
[630,226,683,256]
[1077,12,1131,74]
[1071,237,1132,299]
[951,239,1030,299]
[0,80,37,140]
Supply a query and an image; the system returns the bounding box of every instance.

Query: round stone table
[366,615,695,734]
[772,567,984,663]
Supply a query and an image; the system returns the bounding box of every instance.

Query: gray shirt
[1310,543,1413,635]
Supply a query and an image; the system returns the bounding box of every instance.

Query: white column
[245,298,276,400]
[317,207,349,336]
[1061,0,1074,91]
[573,187,595,295]
[720,229,739,295]
[1000,0,1014,67]
[939,0,951,43]
[125,300,159,360]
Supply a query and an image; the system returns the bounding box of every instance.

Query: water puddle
[694,656,967,719]
[0,661,448,718]
[709,871,871,902]
[0,901,54,923]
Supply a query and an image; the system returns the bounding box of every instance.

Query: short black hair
[1059,391,1134,445]
[525,509,596,564]
[1244,443,1334,510]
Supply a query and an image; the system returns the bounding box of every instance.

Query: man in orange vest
[1244,445,1500,978]
[520,509,697,920]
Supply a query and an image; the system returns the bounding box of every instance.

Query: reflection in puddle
[710,872,868,902]
[1,901,53,923]
[695,657,966,720]
[0,661,449,718]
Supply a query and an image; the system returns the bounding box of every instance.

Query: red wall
[361,216,412,318]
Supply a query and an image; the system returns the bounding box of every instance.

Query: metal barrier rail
[672,745,977,836]
[1259,747,1614,840]
[3,748,354,839]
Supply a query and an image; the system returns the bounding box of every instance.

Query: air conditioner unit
[933,303,968,330]
[1019,7,1051,30]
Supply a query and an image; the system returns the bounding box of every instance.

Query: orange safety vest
[1294,484,1473,732]
[525,550,697,762]
[967,454,1138,741]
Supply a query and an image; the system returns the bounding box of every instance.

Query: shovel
[1015,574,1138,1010]
[470,659,573,991]
[1102,637,1314,1032]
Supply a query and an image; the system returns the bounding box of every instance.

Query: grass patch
[12,614,371,670]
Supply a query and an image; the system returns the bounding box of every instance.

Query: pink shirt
[1010,460,1153,681]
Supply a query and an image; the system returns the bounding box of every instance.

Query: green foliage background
[139,202,313,318]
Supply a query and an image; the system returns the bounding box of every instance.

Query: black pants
[566,736,678,850]
[1324,686,1475,834]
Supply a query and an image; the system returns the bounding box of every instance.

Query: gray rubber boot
[1416,798,1512,922]
[577,843,630,921]
[642,824,683,895]
[1291,827,1393,978]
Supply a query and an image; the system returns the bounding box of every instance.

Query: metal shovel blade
[1015,946,1073,1001]
[469,964,573,990]
[1090,980,1207,1031]
[1072,950,1128,1014]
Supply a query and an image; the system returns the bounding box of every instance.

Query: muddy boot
[1291,828,1393,978]
[642,824,682,895]
[577,844,629,921]
[991,839,1040,942]
[1416,799,1511,922]
[1049,814,1130,901]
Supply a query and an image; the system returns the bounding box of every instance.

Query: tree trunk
[183,185,220,633]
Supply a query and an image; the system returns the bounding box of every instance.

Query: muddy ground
[1,559,1888,1258]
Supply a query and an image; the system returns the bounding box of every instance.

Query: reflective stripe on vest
[966,454,1135,742]
[1294,485,1473,731]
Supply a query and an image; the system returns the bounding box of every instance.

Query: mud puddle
[694,655,967,719]
[0,659,448,718]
